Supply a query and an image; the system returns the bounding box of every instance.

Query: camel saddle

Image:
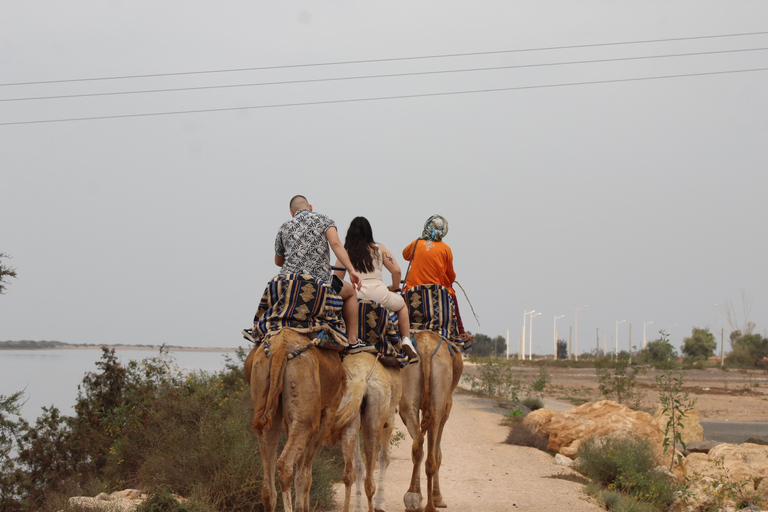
[252,273,348,348]
[405,284,462,345]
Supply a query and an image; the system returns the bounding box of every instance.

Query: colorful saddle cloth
[405,284,461,344]
[252,273,348,346]
[358,299,400,356]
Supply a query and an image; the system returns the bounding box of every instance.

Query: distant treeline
[0,340,185,350]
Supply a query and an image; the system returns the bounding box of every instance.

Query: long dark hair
[344,216,378,273]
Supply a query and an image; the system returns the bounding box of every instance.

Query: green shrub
[5,347,342,512]
[576,435,674,510]
[470,358,521,401]
[521,396,544,411]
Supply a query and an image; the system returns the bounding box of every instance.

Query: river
[0,348,238,420]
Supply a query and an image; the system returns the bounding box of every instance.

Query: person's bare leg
[396,306,410,339]
[340,281,358,345]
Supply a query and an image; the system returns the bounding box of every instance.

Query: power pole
[568,327,573,360]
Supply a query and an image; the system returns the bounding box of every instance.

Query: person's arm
[275,254,285,267]
[445,247,456,284]
[326,226,361,290]
[332,258,347,280]
[402,240,416,261]
[379,244,402,291]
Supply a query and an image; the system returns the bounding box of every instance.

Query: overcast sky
[2,2,766,357]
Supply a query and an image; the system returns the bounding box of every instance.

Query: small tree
[557,339,568,360]
[727,333,768,368]
[656,332,697,471]
[681,327,716,362]
[637,338,678,367]
[0,253,17,294]
[469,333,506,357]
[595,356,640,408]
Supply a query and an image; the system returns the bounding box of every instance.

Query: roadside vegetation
[0,347,343,512]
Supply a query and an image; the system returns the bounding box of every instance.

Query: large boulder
[653,405,704,444]
[523,400,665,459]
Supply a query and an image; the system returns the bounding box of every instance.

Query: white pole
[554,314,564,359]
[643,321,653,350]
[529,312,541,360]
[575,305,587,361]
[506,329,509,359]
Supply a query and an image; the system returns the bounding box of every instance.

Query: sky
[1,1,767,357]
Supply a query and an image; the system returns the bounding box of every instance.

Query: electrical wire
[2,66,766,126]
[1,30,767,87]
[3,46,767,103]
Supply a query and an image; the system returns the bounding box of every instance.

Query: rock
[686,440,722,455]
[682,443,768,504]
[554,453,574,467]
[523,400,665,460]
[65,489,147,512]
[654,405,704,444]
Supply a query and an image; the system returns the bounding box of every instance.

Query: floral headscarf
[420,215,448,242]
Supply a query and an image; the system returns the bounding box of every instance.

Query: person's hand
[348,269,362,291]
[388,284,400,292]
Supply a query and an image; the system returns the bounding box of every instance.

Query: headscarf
[420,215,448,242]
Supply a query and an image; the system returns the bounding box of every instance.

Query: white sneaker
[400,336,419,362]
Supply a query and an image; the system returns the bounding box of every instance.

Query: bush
[5,347,343,512]
[521,396,544,411]
[469,358,521,401]
[576,435,675,510]
[504,422,548,452]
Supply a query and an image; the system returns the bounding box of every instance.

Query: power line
[2,66,766,127]
[3,46,767,103]
[2,30,767,87]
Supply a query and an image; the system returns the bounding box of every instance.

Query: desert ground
[333,364,768,512]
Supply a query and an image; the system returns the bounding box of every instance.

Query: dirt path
[333,392,602,512]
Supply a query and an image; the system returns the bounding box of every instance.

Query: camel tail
[419,341,435,433]
[252,340,289,432]
[329,376,367,444]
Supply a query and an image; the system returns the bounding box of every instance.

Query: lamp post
[615,319,626,357]
[528,312,541,360]
[554,314,565,359]
[522,309,535,360]
[574,305,588,361]
[714,304,724,367]
[643,320,653,350]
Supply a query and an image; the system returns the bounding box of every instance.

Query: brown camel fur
[331,352,402,512]
[399,330,463,512]
[244,329,346,512]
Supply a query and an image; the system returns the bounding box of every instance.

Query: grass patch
[504,422,548,452]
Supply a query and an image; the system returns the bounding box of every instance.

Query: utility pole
[568,327,573,360]
[720,328,724,368]
[596,328,600,357]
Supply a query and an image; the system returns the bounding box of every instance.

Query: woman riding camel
[334,216,418,362]
[402,215,474,345]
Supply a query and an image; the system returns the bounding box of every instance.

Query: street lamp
[643,321,653,350]
[554,314,565,359]
[714,304,724,367]
[522,309,535,360]
[528,312,541,360]
[615,319,626,357]
[574,305,588,361]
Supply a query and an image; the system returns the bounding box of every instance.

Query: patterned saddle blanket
[358,299,400,356]
[252,273,348,346]
[405,284,461,344]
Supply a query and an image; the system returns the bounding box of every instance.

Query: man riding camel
[244,194,364,350]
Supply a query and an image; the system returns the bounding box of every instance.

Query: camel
[331,352,403,512]
[244,328,346,512]
[399,330,464,512]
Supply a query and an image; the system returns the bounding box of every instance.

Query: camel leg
[341,414,363,512]
[430,412,450,508]
[400,398,424,512]
[361,404,384,512]
[256,404,283,512]
[373,411,396,512]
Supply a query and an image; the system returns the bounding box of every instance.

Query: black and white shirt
[274,208,336,282]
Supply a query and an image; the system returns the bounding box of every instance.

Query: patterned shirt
[275,209,336,282]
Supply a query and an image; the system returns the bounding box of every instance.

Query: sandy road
[333,392,602,512]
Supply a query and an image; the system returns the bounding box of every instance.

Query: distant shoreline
[0,341,239,353]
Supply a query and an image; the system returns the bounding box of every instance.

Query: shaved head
[289,195,310,213]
